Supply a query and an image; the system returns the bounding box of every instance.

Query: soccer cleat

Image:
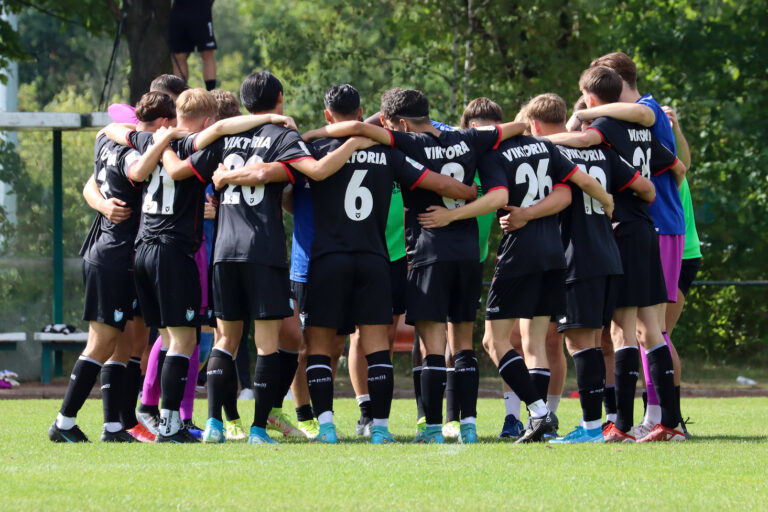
[370,425,397,444]
[637,424,686,442]
[499,414,525,438]
[297,419,320,440]
[630,421,654,441]
[224,418,247,441]
[311,422,338,444]
[458,423,478,444]
[202,418,226,443]
[442,420,460,439]
[267,408,303,437]
[549,425,604,444]
[603,423,637,443]
[410,425,444,444]
[515,411,558,444]
[183,419,203,439]
[101,428,137,443]
[355,416,373,437]
[126,424,155,443]
[248,426,279,445]
[136,409,161,435]
[48,422,89,443]
[680,417,694,439]
[155,427,200,443]
[415,416,426,434]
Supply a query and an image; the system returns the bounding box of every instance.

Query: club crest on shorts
[113,309,124,323]
[132,299,138,310]
[186,308,195,321]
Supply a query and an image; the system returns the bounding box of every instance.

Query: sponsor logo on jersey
[502,142,548,161]
[424,141,470,160]
[114,309,124,323]
[627,128,651,142]
[559,147,607,163]
[185,308,195,322]
[348,150,387,165]
[223,135,272,151]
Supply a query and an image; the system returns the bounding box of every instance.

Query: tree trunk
[122,0,172,105]
[463,0,473,107]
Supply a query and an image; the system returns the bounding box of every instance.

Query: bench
[0,332,26,351]
[392,316,417,354]
[34,332,88,383]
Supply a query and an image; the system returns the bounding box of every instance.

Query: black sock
[138,349,166,415]
[454,349,478,420]
[296,404,314,422]
[604,386,617,417]
[642,389,648,416]
[573,348,604,424]
[252,352,279,428]
[359,399,373,420]
[497,350,538,405]
[60,356,102,418]
[412,338,424,420]
[205,79,216,91]
[121,358,141,429]
[100,362,125,427]
[366,350,394,421]
[223,358,240,421]
[160,354,190,412]
[675,385,683,426]
[445,368,458,422]
[529,367,551,403]
[306,354,333,419]
[206,348,234,422]
[421,354,446,425]
[646,344,677,428]
[274,349,299,409]
[235,330,251,389]
[614,347,639,432]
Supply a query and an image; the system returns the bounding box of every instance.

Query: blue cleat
[248,426,278,445]
[312,422,338,444]
[548,425,604,444]
[498,414,525,438]
[410,425,444,444]
[202,418,225,444]
[370,425,397,444]
[459,423,478,444]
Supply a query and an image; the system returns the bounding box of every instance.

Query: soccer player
[170,0,217,90]
[546,66,687,442]
[525,92,655,443]
[48,92,179,443]
[303,89,529,444]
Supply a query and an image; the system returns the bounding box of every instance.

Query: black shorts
[305,252,392,329]
[486,269,566,320]
[557,276,621,332]
[290,279,308,315]
[213,262,292,321]
[678,257,701,297]
[390,257,408,316]
[614,221,668,308]
[406,260,482,324]
[169,4,216,54]
[82,260,135,330]
[134,242,201,328]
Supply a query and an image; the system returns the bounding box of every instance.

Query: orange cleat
[636,424,686,442]
[127,424,156,443]
[603,423,637,443]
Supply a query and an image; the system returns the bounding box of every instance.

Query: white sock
[583,419,602,431]
[606,413,617,424]
[503,391,521,418]
[460,417,476,425]
[547,394,561,413]
[104,421,123,433]
[645,404,662,426]
[356,394,370,405]
[56,413,75,430]
[159,409,182,436]
[528,399,549,418]
[318,411,333,425]
[373,418,388,427]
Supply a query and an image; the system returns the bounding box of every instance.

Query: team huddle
[48,50,701,445]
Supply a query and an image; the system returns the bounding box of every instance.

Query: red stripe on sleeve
[562,165,579,182]
[280,162,295,184]
[618,171,640,192]
[554,183,571,190]
[186,158,205,183]
[654,158,679,176]
[192,134,199,152]
[492,124,503,150]
[586,127,610,148]
[388,129,395,148]
[125,131,135,149]
[283,156,313,164]
[410,169,430,191]
[486,186,508,193]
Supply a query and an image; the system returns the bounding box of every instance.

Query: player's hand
[417,205,454,229]
[351,136,378,150]
[212,163,228,190]
[467,182,479,201]
[499,205,529,231]
[153,126,171,143]
[101,197,131,224]
[662,106,679,129]
[601,193,615,219]
[204,193,218,219]
[273,115,298,132]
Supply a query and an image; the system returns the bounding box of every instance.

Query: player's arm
[497,121,528,141]
[102,123,137,146]
[212,161,289,190]
[415,171,478,201]
[160,148,197,181]
[282,185,294,214]
[290,136,378,181]
[567,169,614,219]
[628,174,656,203]
[663,106,691,168]
[193,114,298,150]
[670,158,687,187]
[302,121,392,145]
[544,130,603,148]
[82,176,131,224]
[499,186,571,232]
[417,188,507,229]
[577,103,655,127]
[127,127,179,182]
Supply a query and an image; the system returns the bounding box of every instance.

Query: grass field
[1,397,767,511]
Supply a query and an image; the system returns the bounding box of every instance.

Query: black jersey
[128,131,213,256]
[480,136,577,278]
[80,134,143,269]
[389,126,502,267]
[306,138,428,262]
[556,145,638,281]
[187,124,312,267]
[588,117,678,225]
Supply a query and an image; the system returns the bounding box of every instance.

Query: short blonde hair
[176,88,218,120]
[525,93,567,124]
[211,89,241,119]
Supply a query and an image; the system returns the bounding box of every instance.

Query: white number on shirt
[221,154,266,206]
[344,169,373,221]
[515,158,552,208]
[142,165,174,215]
[577,164,607,215]
[440,162,466,209]
[97,169,110,198]
[633,146,651,179]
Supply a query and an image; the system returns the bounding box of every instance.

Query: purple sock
[639,344,659,406]
[180,345,200,421]
[141,337,163,407]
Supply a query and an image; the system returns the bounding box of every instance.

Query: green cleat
[224,418,247,441]
[458,423,478,444]
[415,416,426,434]
[202,418,225,444]
[410,425,444,444]
[297,418,320,440]
[267,408,303,437]
[311,422,338,444]
[370,425,397,444]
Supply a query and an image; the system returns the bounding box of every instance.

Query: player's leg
[545,323,565,415]
[349,329,374,435]
[490,319,524,438]
[411,333,425,430]
[267,315,302,437]
[520,316,552,403]
[447,321,478,443]
[100,329,134,442]
[306,326,338,443]
[412,320,448,443]
[122,316,152,441]
[200,50,216,90]
[156,325,197,442]
[249,318,282,444]
[601,329,617,424]
[136,335,164,433]
[606,307,640,441]
[359,324,396,444]
[443,346,459,438]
